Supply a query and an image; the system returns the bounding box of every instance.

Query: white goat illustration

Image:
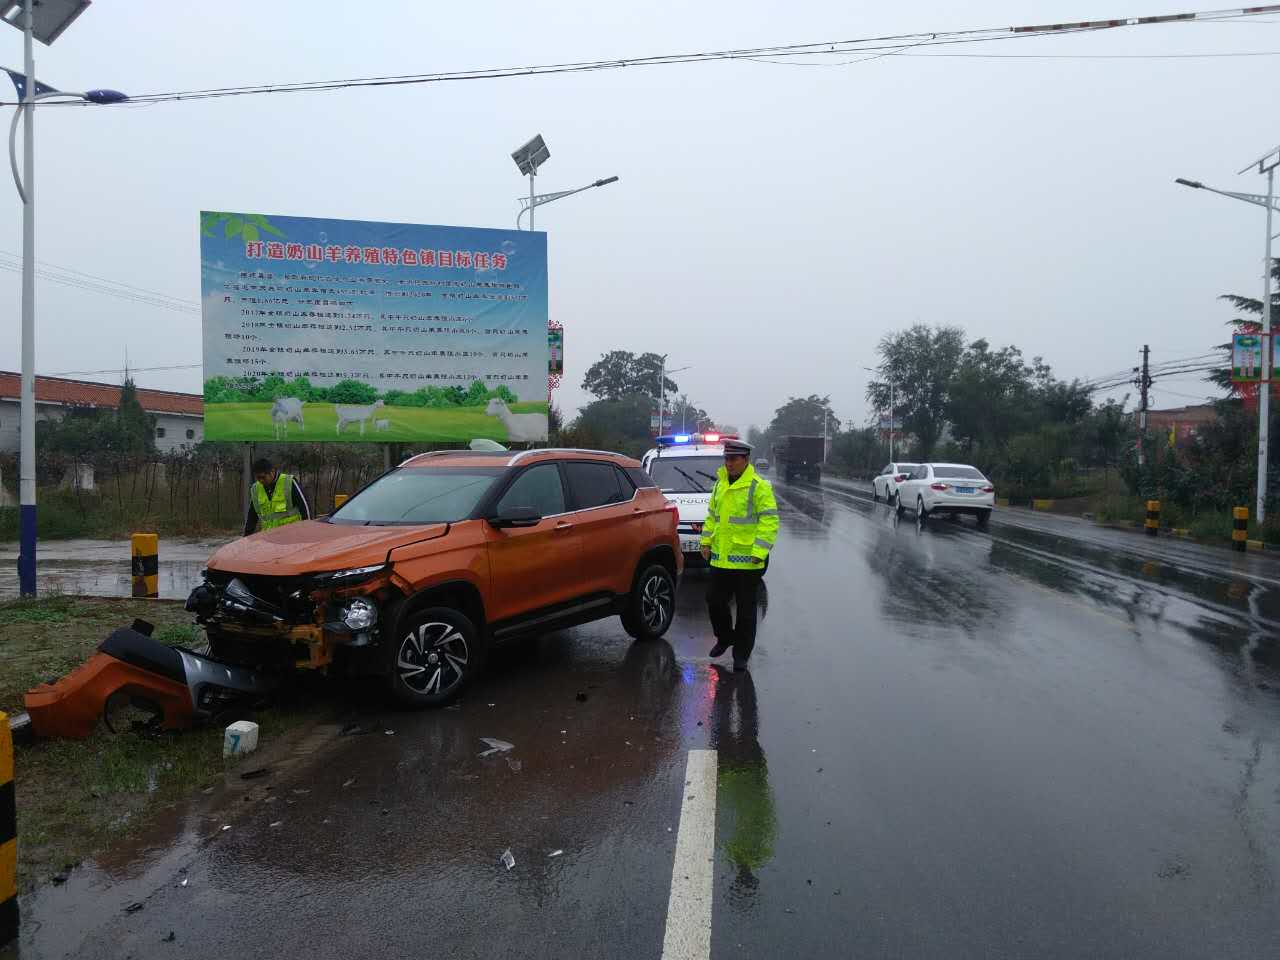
[485,398,548,443]
[374,419,390,432]
[271,397,305,439]
[335,399,385,435]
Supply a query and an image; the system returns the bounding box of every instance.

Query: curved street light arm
[9,90,88,202]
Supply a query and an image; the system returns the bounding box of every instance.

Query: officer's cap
[722,438,753,456]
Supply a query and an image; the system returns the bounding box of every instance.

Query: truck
[773,435,824,484]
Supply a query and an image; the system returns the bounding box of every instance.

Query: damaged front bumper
[186,566,396,670]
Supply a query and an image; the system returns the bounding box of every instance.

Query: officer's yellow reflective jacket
[251,473,302,531]
[699,464,779,570]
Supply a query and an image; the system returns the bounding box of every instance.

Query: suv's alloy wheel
[622,563,676,641]
[387,607,482,707]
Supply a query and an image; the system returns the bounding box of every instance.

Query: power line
[0,258,200,315]
[0,249,195,305]
[40,362,201,377]
[4,4,1276,108]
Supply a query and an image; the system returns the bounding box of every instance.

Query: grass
[0,596,322,890]
[204,400,549,443]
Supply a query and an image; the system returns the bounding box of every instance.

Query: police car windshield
[650,456,721,493]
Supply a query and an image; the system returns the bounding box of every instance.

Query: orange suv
[185,449,682,706]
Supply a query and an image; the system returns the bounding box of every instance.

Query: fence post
[0,711,17,943]
[1145,500,1160,537]
[1233,506,1249,552]
[131,533,158,598]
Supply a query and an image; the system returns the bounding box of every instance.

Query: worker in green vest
[243,457,310,536]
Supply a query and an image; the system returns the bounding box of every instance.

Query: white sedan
[872,462,921,504]
[896,463,995,526]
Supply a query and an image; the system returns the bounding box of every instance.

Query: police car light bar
[655,432,737,447]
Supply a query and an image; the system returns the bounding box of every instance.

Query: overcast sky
[1,0,1277,433]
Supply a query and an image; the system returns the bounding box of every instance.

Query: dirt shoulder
[0,596,325,892]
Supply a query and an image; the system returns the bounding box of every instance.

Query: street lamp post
[2,0,126,596]
[656,358,692,435]
[1177,150,1280,523]
[517,176,618,230]
[511,132,618,230]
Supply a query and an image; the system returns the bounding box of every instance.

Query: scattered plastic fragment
[125,902,144,914]
[548,849,563,858]
[342,778,356,788]
[340,722,366,736]
[292,788,310,795]
[240,767,269,780]
[478,737,514,758]
[384,729,395,735]
[269,821,282,828]
[500,848,516,871]
[575,692,588,702]
[162,931,176,943]
[180,878,189,888]
[220,825,231,832]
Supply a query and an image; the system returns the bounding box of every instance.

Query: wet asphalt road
[13,479,1280,959]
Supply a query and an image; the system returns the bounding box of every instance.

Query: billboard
[200,211,549,443]
[1232,333,1265,383]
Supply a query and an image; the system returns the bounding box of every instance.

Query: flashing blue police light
[655,434,691,446]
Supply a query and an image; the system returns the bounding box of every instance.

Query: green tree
[766,395,835,437]
[582,351,679,401]
[947,339,1037,453]
[867,324,965,459]
[562,396,654,457]
[116,379,157,458]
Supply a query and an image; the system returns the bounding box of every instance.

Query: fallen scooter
[23,620,274,739]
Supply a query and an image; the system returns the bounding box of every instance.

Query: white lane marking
[661,749,718,960]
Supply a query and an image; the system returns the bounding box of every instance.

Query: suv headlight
[340,598,378,631]
[312,564,386,585]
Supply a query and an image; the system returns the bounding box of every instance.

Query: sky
[1,0,1277,435]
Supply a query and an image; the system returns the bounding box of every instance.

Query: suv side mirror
[489,505,542,529]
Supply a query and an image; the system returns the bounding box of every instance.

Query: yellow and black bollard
[1144,500,1160,537]
[0,711,17,943]
[1233,506,1249,552]
[131,533,158,599]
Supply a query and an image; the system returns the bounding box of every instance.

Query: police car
[641,433,734,564]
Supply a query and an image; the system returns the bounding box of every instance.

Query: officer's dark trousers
[707,567,763,659]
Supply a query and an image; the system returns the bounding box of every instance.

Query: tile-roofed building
[0,371,204,454]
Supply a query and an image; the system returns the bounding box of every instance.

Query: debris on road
[180,878,189,888]
[224,720,259,758]
[384,729,395,735]
[342,778,356,788]
[500,848,516,871]
[269,821,282,828]
[220,825,231,832]
[548,849,563,858]
[340,722,367,736]
[478,737,515,758]
[507,759,523,772]
[125,902,144,914]
[240,767,269,780]
[162,932,176,943]
[576,692,588,702]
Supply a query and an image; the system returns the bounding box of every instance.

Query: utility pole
[1134,345,1152,467]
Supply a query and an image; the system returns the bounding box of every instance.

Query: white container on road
[224,720,260,758]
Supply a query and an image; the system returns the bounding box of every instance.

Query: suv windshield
[331,467,502,524]
[649,456,722,493]
[934,466,987,481]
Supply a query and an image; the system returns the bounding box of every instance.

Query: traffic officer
[243,457,310,536]
[700,438,779,671]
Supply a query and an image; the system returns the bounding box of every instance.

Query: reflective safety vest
[251,473,302,531]
[699,464,779,571]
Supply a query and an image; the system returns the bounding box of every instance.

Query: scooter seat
[98,627,186,685]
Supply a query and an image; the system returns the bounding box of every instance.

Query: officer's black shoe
[709,641,731,658]
[732,657,749,673]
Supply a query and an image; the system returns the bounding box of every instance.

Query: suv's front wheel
[621,563,675,642]
[386,607,483,707]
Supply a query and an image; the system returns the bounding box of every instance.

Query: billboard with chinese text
[200,212,549,442]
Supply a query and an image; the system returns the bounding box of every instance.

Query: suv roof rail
[398,449,503,467]
[508,447,629,465]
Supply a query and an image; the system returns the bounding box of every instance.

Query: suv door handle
[554,521,575,531]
